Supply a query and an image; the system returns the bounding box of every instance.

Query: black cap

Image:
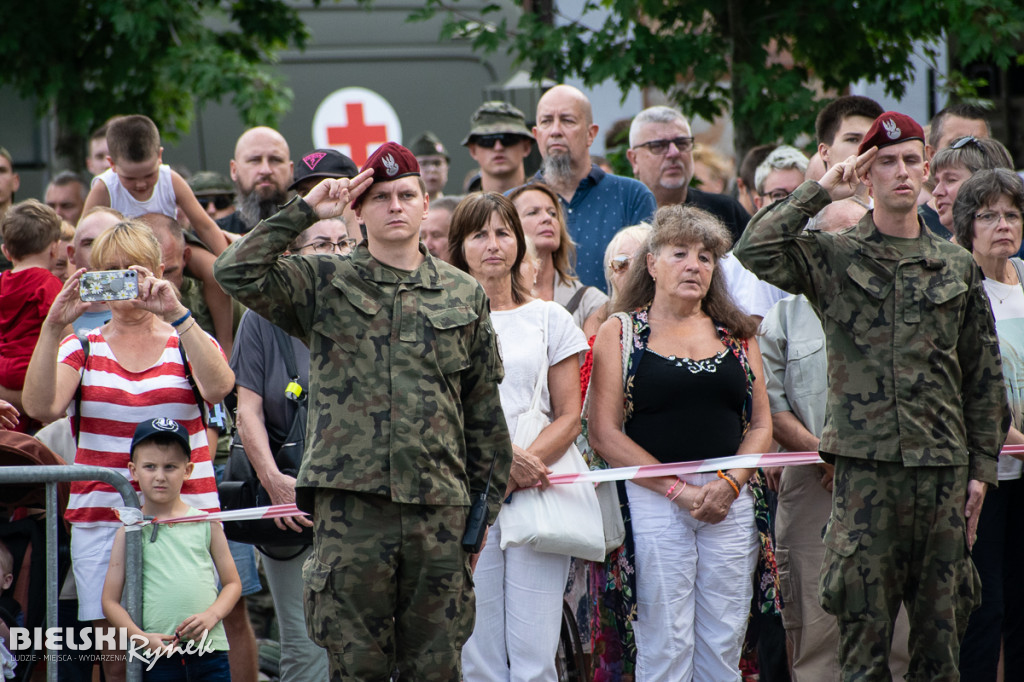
[130,418,191,458]
[289,149,360,191]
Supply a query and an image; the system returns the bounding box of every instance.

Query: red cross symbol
[326,103,388,165]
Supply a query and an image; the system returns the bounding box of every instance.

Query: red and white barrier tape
[115,503,306,527]
[546,451,823,486]
[116,445,1020,524]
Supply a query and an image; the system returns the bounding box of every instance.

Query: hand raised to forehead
[303,169,374,219]
[820,147,878,202]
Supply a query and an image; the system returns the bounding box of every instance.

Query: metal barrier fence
[0,465,142,682]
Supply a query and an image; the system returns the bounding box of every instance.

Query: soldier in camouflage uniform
[214,142,513,681]
[735,112,1009,681]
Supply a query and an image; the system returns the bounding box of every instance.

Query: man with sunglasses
[190,171,237,221]
[463,101,534,193]
[627,105,749,242]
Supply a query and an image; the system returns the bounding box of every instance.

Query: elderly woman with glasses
[929,136,1013,239]
[510,182,608,336]
[951,168,1024,681]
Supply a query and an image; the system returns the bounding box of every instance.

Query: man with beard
[219,127,294,234]
[532,85,655,289]
[626,106,749,241]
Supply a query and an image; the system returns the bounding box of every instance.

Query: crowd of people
[0,84,1021,682]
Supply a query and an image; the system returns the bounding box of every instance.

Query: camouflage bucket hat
[461,101,535,145]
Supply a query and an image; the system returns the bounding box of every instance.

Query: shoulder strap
[270,324,300,383]
[176,339,208,428]
[73,338,90,445]
[1011,258,1024,289]
[564,285,592,315]
[527,304,551,412]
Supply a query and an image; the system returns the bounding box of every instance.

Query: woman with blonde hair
[510,182,608,335]
[23,219,234,682]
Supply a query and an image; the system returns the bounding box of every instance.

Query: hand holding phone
[79,269,139,302]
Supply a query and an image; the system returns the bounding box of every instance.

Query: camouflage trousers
[818,458,980,682]
[302,489,475,682]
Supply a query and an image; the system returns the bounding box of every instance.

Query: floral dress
[584,306,780,680]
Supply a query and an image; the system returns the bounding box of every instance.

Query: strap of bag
[526,304,551,413]
[270,324,301,387]
[1011,258,1024,290]
[72,338,90,445]
[176,339,207,429]
[564,285,592,315]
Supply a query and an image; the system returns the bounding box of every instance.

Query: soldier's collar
[349,242,445,289]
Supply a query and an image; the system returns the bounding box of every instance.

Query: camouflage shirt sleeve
[213,197,318,340]
[733,180,833,306]
[460,294,513,524]
[957,262,1010,484]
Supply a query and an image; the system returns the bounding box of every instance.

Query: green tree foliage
[0,0,312,164]
[379,0,1024,159]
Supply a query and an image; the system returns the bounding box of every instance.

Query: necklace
[988,263,1018,304]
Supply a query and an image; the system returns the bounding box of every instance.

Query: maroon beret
[858,112,925,155]
[353,142,420,207]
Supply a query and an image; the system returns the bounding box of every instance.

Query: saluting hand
[820,147,877,202]
[303,168,375,219]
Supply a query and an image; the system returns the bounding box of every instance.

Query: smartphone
[79,269,139,302]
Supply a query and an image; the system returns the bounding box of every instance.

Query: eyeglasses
[950,136,981,150]
[632,136,695,155]
[975,211,1023,228]
[197,195,233,211]
[761,189,791,203]
[608,255,632,273]
[473,133,525,148]
[296,238,358,255]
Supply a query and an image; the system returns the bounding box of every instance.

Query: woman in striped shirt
[23,219,234,682]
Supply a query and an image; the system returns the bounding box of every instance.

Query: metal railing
[0,465,142,682]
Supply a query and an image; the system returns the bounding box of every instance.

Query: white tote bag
[498,307,606,561]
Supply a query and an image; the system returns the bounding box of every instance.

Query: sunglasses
[950,136,981,150]
[473,133,526,148]
[608,255,632,273]
[197,195,233,211]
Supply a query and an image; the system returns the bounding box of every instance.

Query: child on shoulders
[83,115,228,256]
[102,418,239,681]
[0,200,64,432]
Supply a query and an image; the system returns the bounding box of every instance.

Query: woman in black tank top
[586,204,772,680]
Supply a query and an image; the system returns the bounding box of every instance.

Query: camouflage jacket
[214,197,513,521]
[735,181,1008,484]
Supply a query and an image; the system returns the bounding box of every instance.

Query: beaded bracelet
[717,470,741,498]
[170,310,192,327]
[665,478,683,498]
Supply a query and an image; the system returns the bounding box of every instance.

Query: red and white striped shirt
[59,330,222,525]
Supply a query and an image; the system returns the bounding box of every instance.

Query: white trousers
[262,546,329,682]
[627,476,758,682]
[461,516,571,682]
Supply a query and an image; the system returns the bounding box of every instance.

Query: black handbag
[218,325,313,554]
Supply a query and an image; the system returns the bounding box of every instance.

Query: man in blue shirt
[532,85,656,289]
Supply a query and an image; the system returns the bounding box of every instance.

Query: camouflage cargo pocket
[303,553,339,649]
[818,517,868,619]
[426,306,477,374]
[824,262,893,338]
[922,277,968,349]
